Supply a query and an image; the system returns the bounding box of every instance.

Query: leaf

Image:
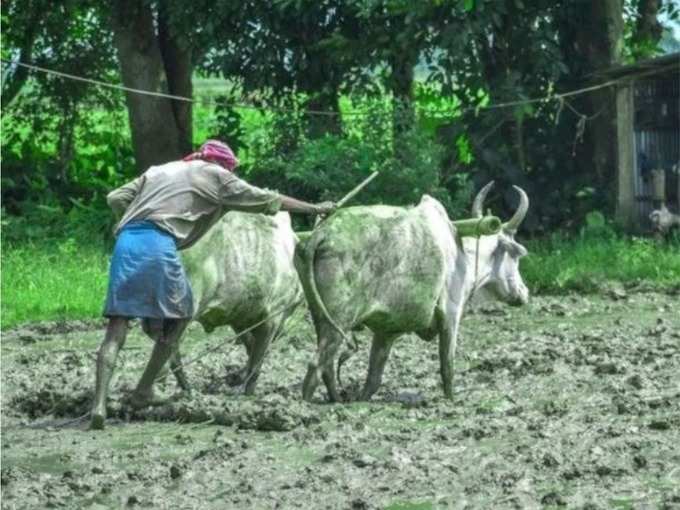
[463,0,474,12]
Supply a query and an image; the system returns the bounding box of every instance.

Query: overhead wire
[1,58,678,119]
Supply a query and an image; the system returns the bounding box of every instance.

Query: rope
[153,300,301,384]
[465,216,486,308]
[2,58,677,119]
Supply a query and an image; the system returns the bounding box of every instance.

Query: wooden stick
[336,171,380,209]
[314,171,380,227]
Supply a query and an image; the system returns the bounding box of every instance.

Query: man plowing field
[91,140,334,430]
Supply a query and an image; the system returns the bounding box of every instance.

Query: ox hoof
[90,413,106,430]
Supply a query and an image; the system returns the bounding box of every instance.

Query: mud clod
[169,465,182,479]
[541,492,567,505]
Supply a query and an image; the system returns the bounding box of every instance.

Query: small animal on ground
[649,204,680,235]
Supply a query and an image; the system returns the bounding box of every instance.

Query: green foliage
[3,0,673,233]
[1,202,116,250]
[522,232,680,294]
[244,102,465,225]
[1,106,135,213]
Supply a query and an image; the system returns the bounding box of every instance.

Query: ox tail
[300,232,352,373]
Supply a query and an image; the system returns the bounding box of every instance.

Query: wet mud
[2,293,679,509]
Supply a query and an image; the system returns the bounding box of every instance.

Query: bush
[245,102,470,225]
[2,201,115,248]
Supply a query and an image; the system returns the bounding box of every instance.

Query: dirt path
[2,293,679,509]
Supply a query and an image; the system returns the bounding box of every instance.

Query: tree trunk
[569,0,623,202]
[158,9,193,155]
[474,13,529,172]
[302,45,341,138]
[389,50,416,135]
[305,91,340,138]
[634,0,663,47]
[110,0,191,172]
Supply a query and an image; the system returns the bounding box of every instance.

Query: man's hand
[279,195,336,215]
[314,201,337,215]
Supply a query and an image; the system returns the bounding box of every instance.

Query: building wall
[631,73,680,229]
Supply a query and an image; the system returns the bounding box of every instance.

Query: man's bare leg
[91,317,129,430]
[129,319,189,408]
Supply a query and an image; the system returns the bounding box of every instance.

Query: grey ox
[295,182,530,402]
[92,211,302,418]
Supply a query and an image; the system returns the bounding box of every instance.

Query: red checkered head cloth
[183,139,239,171]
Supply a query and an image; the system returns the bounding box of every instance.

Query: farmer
[91,139,334,429]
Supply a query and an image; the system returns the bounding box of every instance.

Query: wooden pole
[336,171,380,209]
[451,216,502,237]
[615,82,636,230]
[313,171,380,227]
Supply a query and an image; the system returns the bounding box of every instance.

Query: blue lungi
[103,221,194,319]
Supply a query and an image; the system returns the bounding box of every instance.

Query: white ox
[145,211,303,395]
[649,204,680,234]
[295,182,529,402]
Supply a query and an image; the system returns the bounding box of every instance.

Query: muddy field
[2,291,679,509]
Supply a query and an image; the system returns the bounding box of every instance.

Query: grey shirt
[107,160,282,250]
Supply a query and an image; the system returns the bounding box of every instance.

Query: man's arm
[279,195,335,215]
[107,177,143,216]
[220,172,335,215]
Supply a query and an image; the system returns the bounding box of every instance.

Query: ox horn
[503,185,529,232]
[471,181,495,218]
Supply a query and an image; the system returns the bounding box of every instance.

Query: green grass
[522,234,680,293]
[1,239,110,329]
[2,232,679,329]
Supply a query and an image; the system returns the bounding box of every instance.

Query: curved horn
[471,181,495,218]
[503,185,529,232]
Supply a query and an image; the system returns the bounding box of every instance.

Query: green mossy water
[2,292,679,508]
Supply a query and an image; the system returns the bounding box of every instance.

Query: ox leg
[303,324,343,402]
[438,304,463,399]
[321,367,340,403]
[224,333,254,387]
[240,321,279,395]
[144,319,170,384]
[360,334,397,401]
[146,320,190,393]
[91,317,129,430]
[129,319,190,408]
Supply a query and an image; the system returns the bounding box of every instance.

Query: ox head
[470,181,529,306]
